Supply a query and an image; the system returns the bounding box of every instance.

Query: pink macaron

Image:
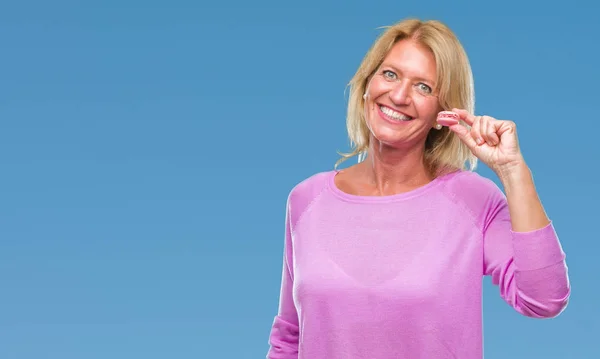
[436,111,460,126]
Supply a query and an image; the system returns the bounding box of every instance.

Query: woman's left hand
[448,108,525,177]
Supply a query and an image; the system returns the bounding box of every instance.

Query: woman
[266,18,570,359]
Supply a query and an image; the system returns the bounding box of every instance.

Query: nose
[388,81,412,106]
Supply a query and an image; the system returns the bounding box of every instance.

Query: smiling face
[364,39,442,150]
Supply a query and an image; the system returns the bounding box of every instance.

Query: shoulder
[441,170,507,221]
[286,170,333,226]
[288,170,332,200]
[445,170,504,198]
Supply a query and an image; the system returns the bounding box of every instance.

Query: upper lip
[377,104,414,118]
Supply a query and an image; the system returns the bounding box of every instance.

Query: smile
[378,105,414,122]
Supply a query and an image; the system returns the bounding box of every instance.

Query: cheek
[364,105,388,135]
[364,103,377,131]
[415,98,441,120]
[366,77,388,96]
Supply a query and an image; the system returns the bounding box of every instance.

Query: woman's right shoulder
[284,170,334,227]
[288,170,335,205]
[288,170,333,202]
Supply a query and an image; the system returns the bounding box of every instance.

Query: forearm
[498,161,551,232]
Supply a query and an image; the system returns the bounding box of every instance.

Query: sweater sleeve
[482,188,571,318]
[266,197,300,358]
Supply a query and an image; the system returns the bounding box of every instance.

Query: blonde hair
[336,18,477,174]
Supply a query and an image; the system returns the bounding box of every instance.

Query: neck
[359,139,433,195]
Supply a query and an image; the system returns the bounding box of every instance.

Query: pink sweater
[266,170,570,358]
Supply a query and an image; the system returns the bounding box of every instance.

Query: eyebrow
[380,63,436,86]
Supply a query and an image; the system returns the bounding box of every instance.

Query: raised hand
[446,108,525,177]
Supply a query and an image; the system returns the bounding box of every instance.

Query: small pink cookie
[437,111,460,126]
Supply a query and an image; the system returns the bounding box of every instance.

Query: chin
[369,125,408,147]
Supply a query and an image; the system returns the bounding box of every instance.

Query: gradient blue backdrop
[1,1,598,358]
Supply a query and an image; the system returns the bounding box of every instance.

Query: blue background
[1,1,598,358]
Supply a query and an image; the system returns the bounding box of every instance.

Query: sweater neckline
[327,169,462,203]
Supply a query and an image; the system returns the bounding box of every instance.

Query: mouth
[377,105,414,122]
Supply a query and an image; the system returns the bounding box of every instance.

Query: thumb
[448,123,477,150]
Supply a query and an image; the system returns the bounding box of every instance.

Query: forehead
[381,39,437,83]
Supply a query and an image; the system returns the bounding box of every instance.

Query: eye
[416,83,432,94]
[382,70,397,80]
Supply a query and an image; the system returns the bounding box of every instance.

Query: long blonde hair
[336,18,477,174]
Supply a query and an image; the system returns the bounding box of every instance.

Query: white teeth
[379,106,412,121]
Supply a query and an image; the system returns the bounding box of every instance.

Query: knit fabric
[267,170,570,359]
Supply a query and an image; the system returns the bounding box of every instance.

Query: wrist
[496,160,531,187]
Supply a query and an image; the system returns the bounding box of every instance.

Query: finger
[486,117,501,146]
[496,120,517,138]
[481,116,491,146]
[481,116,498,146]
[471,116,484,146]
[448,123,478,150]
[451,108,477,126]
